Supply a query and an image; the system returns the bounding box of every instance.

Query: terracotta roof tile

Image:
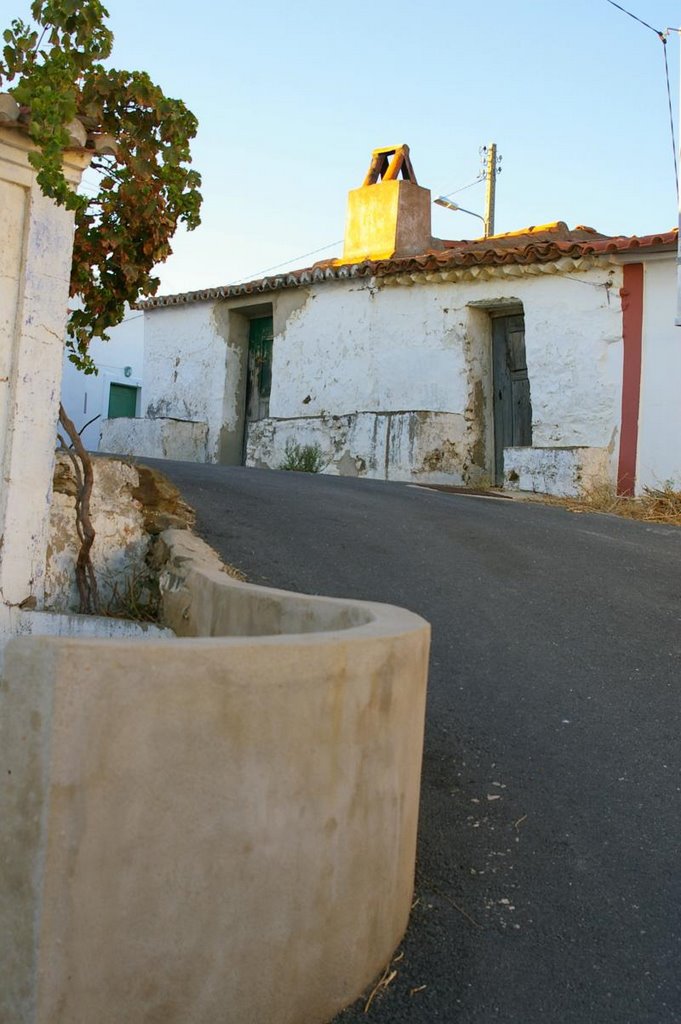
[138,225,678,309]
[381,228,677,274]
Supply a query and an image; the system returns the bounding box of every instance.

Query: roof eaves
[137,228,678,310]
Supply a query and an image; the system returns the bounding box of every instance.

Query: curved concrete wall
[1,530,430,1024]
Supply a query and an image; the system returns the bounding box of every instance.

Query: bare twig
[58,403,100,615]
[364,963,398,1014]
[419,873,482,929]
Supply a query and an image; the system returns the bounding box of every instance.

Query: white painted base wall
[246,410,483,484]
[100,416,208,462]
[503,446,613,497]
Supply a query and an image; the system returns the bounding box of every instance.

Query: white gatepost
[0,123,90,611]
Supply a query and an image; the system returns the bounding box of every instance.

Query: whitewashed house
[60,306,143,451]
[101,145,679,496]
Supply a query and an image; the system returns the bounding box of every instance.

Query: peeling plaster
[246,410,469,484]
[274,286,312,333]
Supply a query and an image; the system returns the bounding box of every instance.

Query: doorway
[245,316,273,422]
[491,312,532,484]
[242,316,274,462]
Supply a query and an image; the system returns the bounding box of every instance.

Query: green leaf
[3,0,201,365]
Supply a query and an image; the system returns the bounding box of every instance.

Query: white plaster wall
[143,304,229,461]
[60,307,144,451]
[252,265,623,490]
[636,257,681,491]
[0,128,89,607]
[522,272,623,451]
[270,281,469,418]
[268,269,623,454]
[139,263,624,487]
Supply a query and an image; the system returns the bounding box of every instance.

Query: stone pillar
[0,126,90,608]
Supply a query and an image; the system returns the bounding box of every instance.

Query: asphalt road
[144,461,681,1024]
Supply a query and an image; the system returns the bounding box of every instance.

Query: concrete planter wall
[1,531,430,1024]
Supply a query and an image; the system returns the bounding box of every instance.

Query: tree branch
[58,402,100,615]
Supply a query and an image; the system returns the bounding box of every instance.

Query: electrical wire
[605,0,665,38]
[662,37,679,192]
[605,0,679,192]
[228,239,343,285]
[438,174,485,200]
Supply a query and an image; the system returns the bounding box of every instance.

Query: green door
[108,383,138,418]
[492,314,532,484]
[245,317,274,423]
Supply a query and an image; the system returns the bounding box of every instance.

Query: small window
[108,383,138,419]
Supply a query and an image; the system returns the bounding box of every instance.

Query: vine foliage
[0,1,202,372]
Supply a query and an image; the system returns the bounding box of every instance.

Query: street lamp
[434,143,500,238]
[434,197,487,233]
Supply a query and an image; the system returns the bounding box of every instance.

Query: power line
[605,0,678,192]
[229,239,343,285]
[605,0,664,38]
[662,36,679,192]
[438,174,485,200]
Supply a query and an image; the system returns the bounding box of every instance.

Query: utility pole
[434,144,502,238]
[482,143,501,238]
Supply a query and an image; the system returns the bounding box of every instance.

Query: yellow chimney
[339,145,432,264]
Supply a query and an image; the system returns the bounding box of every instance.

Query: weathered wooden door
[245,316,274,424]
[492,313,532,484]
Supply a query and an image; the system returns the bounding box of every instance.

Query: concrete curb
[1,530,430,1024]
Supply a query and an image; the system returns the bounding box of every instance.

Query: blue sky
[28,0,681,292]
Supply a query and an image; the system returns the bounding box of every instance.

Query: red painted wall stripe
[617,263,644,496]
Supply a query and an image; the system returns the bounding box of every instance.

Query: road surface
[145,461,681,1024]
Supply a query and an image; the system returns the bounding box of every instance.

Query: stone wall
[44,453,193,614]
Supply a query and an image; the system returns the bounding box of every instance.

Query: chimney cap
[362,144,418,187]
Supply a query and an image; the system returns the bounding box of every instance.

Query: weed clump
[280,440,325,473]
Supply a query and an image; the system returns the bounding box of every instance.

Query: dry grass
[221,562,247,582]
[536,483,681,526]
